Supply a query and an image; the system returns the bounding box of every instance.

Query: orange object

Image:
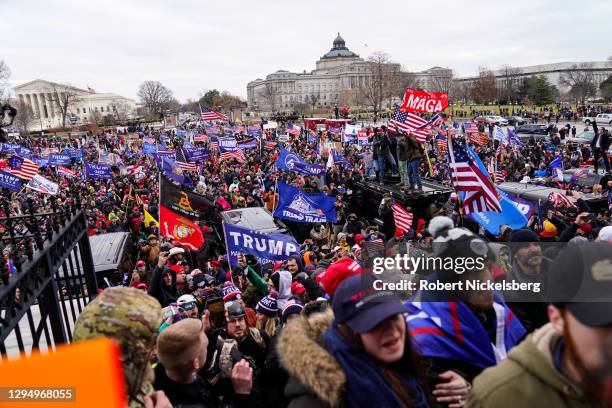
[0,338,126,407]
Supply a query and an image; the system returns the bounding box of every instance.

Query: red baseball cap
[136,260,146,267]
[291,281,306,295]
[318,258,362,297]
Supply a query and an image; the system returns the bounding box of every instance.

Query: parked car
[476,115,509,126]
[582,113,612,126]
[564,131,595,146]
[221,207,291,235]
[503,116,527,126]
[515,124,549,141]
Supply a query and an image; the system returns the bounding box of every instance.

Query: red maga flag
[399,89,448,113]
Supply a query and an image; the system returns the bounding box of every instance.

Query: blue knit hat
[256,291,278,317]
[281,298,304,323]
[222,282,242,302]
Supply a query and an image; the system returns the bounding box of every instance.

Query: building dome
[322,33,358,59]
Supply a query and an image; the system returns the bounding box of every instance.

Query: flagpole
[447,133,464,227]
[423,140,434,177]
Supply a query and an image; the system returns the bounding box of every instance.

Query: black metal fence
[0,201,98,360]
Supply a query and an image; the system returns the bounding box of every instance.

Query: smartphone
[206,297,226,328]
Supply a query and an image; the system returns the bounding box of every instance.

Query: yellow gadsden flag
[144,209,159,228]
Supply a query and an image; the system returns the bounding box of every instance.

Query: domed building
[247,34,451,112]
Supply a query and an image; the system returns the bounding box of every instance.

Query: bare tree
[359,52,399,116]
[50,85,82,129]
[258,84,279,112]
[559,63,597,103]
[455,81,473,104]
[114,102,132,122]
[471,69,498,104]
[89,110,103,126]
[429,69,454,94]
[14,99,35,133]
[0,60,10,101]
[497,65,522,103]
[307,94,321,110]
[137,80,174,116]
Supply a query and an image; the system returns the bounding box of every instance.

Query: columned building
[456,61,612,96]
[247,34,451,112]
[13,79,136,130]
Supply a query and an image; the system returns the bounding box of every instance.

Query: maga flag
[399,89,448,113]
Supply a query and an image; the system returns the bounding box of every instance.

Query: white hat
[169,247,185,257]
[598,226,612,242]
[333,246,342,252]
[519,176,531,184]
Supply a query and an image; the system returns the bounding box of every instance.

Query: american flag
[470,132,489,146]
[176,148,197,172]
[388,108,430,143]
[6,156,39,180]
[200,105,228,121]
[437,133,447,152]
[286,123,301,136]
[574,168,589,179]
[392,202,413,232]
[57,166,78,178]
[416,113,444,129]
[264,141,278,149]
[194,133,207,143]
[548,192,577,209]
[219,147,246,164]
[494,169,506,184]
[448,139,501,214]
[209,136,219,150]
[464,121,479,134]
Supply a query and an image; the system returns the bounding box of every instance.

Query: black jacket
[590,122,611,150]
[149,265,177,307]
[154,363,253,408]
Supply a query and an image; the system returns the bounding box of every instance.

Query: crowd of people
[3,106,612,407]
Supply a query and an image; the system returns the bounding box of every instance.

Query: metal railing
[0,200,98,360]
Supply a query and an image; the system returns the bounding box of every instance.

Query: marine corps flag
[159,175,215,250]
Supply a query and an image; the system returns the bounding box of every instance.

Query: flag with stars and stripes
[548,192,577,209]
[494,169,506,184]
[388,107,429,142]
[437,133,447,152]
[200,105,228,121]
[464,121,479,134]
[448,139,501,214]
[6,156,39,180]
[176,148,197,172]
[392,202,413,232]
[209,136,219,150]
[194,133,208,143]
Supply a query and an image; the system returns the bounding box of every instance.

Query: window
[94,107,98,112]
[113,106,116,111]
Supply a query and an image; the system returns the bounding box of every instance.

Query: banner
[399,89,448,113]
[263,121,278,129]
[162,158,192,187]
[155,151,176,165]
[65,148,85,159]
[0,171,22,192]
[142,142,157,155]
[26,174,59,195]
[85,162,112,179]
[218,136,237,150]
[274,182,336,223]
[57,166,79,178]
[49,153,71,166]
[344,124,361,136]
[276,148,325,176]
[183,147,209,162]
[467,191,530,235]
[19,147,32,158]
[32,157,49,168]
[238,139,258,150]
[159,175,214,221]
[223,223,300,266]
[1,143,22,154]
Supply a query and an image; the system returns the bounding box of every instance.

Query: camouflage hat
[73,287,162,407]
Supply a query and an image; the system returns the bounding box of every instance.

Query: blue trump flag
[32,157,49,168]
[85,162,112,180]
[463,145,528,234]
[142,142,157,155]
[49,153,71,166]
[332,151,352,169]
[183,147,209,162]
[1,144,22,154]
[0,171,22,192]
[223,223,300,267]
[273,182,337,223]
[550,155,563,180]
[276,148,325,176]
[162,158,192,187]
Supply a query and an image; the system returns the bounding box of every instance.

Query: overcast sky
[3,0,611,102]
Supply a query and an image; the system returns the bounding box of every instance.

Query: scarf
[406,284,525,369]
[324,322,428,408]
